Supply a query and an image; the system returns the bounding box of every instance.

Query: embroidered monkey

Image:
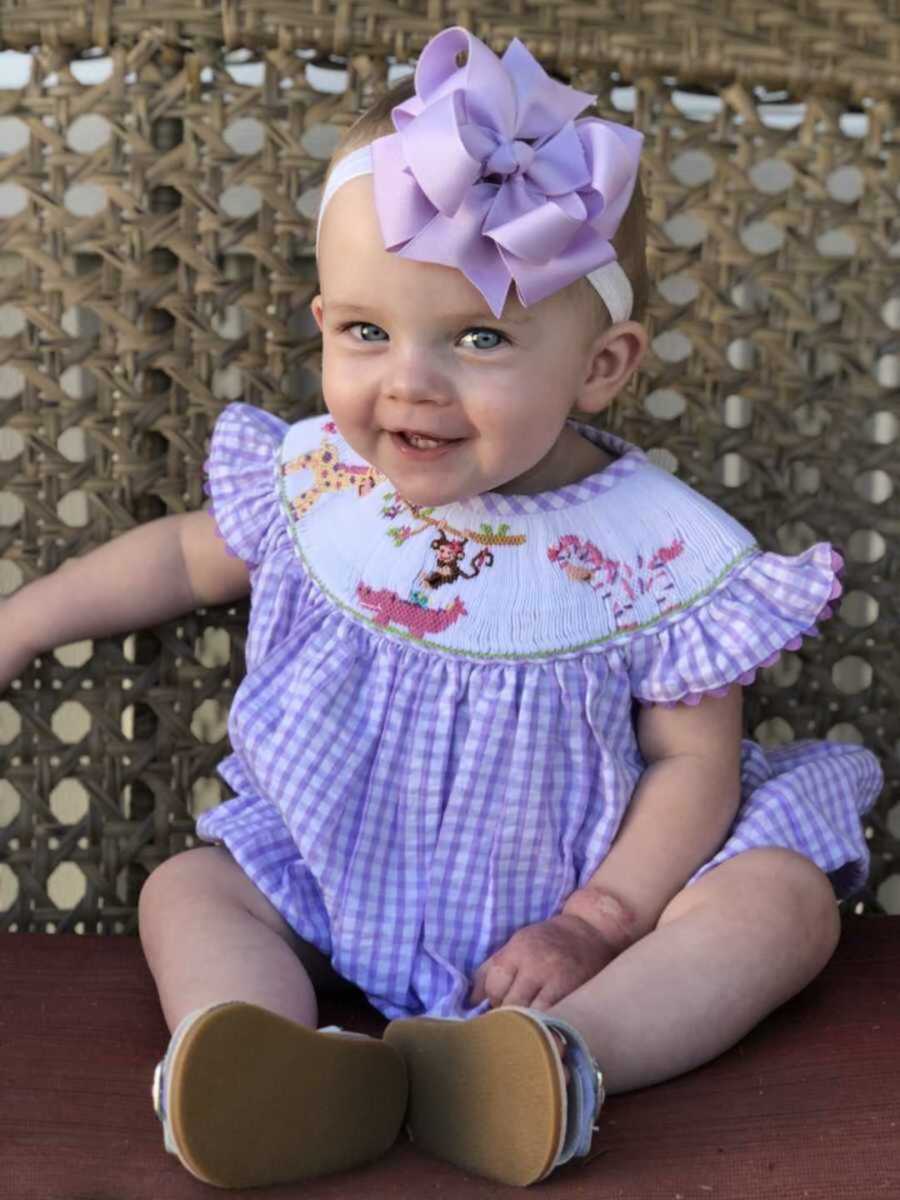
[419,529,494,592]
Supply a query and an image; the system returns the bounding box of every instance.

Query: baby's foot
[153,1002,407,1188]
[384,1007,600,1187]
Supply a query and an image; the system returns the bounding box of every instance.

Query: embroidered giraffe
[282,435,383,519]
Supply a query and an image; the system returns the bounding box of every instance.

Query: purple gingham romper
[196,403,883,1020]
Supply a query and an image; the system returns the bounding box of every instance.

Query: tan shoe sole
[383,1007,566,1187]
[165,1002,408,1188]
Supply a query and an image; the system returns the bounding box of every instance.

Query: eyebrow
[325,302,534,325]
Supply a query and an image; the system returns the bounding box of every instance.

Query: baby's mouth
[396,430,461,450]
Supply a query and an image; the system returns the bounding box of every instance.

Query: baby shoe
[383,1006,604,1187]
[152,1001,408,1189]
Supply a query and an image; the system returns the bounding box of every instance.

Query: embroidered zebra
[547,535,685,627]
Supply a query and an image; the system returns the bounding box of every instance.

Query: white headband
[316,145,634,324]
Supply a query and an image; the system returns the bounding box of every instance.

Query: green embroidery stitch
[387,525,413,546]
[275,446,759,663]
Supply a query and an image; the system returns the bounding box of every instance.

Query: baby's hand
[0,600,37,694]
[468,914,621,1012]
[0,641,34,695]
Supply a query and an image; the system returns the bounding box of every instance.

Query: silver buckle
[152,1061,164,1122]
[593,1066,605,1131]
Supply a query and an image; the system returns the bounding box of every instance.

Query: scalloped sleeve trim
[628,543,844,707]
[202,402,289,568]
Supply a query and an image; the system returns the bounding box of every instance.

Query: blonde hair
[326,75,649,328]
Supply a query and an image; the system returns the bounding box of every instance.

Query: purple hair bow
[370,27,643,318]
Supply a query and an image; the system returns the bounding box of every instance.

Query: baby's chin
[388,482,472,509]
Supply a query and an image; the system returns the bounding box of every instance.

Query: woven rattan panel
[1,2,900,93]
[0,8,898,931]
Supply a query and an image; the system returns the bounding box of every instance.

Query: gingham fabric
[196,403,882,1019]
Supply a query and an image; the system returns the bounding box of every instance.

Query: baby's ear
[578,321,648,416]
[310,294,324,331]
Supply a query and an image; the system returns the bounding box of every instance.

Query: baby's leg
[141,847,409,1189]
[548,847,840,1093]
[139,846,344,1032]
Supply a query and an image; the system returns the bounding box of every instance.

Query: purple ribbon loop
[371,26,643,316]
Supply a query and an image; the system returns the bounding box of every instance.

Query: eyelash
[339,322,510,350]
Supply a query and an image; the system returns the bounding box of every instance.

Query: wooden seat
[3,918,898,1199]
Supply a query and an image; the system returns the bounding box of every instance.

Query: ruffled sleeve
[627,543,844,707]
[202,401,288,568]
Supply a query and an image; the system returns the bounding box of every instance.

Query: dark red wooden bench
[3,918,898,1199]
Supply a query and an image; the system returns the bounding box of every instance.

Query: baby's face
[312,176,604,507]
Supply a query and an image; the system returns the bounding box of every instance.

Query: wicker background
[0,2,898,933]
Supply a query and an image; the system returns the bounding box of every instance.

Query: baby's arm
[562,686,743,946]
[470,686,744,1010]
[1,512,250,689]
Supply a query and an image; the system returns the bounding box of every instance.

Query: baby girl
[0,25,882,1191]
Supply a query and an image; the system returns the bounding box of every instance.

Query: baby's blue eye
[351,322,388,342]
[460,328,505,350]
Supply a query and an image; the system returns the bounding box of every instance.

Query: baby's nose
[383,347,452,405]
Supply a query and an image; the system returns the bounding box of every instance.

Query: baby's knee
[138,846,234,949]
[722,848,841,971]
[663,847,841,972]
[139,844,301,958]
[765,849,841,967]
